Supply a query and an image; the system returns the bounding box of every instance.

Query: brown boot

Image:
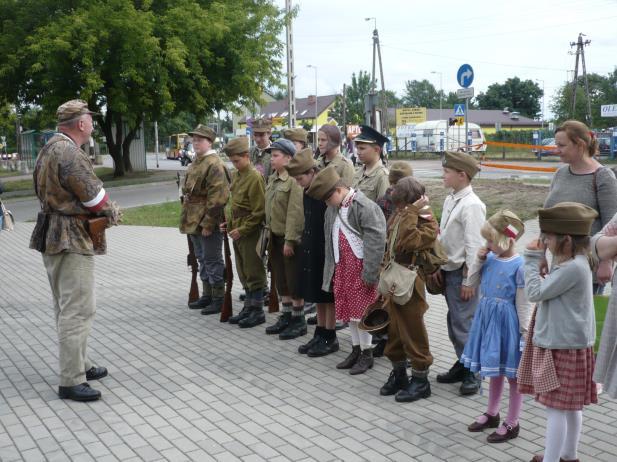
[336,345,360,369]
[349,348,373,375]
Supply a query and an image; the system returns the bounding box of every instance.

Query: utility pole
[569,33,592,126]
[285,0,296,128]
[342,84,347,139]
[154,120,159,168]
[365,17,387,135]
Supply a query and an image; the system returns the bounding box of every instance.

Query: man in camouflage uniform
[29,100,121,402]
[249,118,272,180]
[180,124,230,315]
[223,137,268,328]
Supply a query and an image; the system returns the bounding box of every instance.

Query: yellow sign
[272,117,284,126]
[396,107,427,126]
[455,116,464,126]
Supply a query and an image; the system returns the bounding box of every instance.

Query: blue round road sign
[457,64,474,88]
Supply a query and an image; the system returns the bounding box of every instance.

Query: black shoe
[372,338,387,358]
[335,321,348,331]
[265,312,292,335]
[395,376,431,402]
[380,367,409,396]
[307,336,340,357]
[229,306,250,324]
[58,383,101,402]
[349,348,374,375]
[436,360,466,383]
[201,298,223,315]
[188,295,212,309]
[299,329,322,354]
[85,366,108,381]
[459,370,480,395]
[279,316,307,340]
[336,345,361,369]
[307,315,317,325]
[238,307,265,328]
[239,293,246,301]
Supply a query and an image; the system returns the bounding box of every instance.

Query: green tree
[0,0,285,176]
[476,77,542,118]
[401,79,441,107]
[329,71,371,125]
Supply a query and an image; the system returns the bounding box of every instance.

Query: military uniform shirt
[352,162,389,203]
[316,152,355,186]
[250,144,272,180]
[225,165,265,237]
[180,150,230,234]
[265,169,304,245]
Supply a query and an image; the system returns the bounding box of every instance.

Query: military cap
[283,127,308,144]
[488,210,524,241]
[442,151,480,179]
[224,137,249,156]
[538,202,598,236]
[265,138,296,157]
[286,147,316,177]
[359,301,389,336]
[306,165,341,201]
[56,99,99,123]
[388,161,413,184]
[188,124,216,142]
[252,118,272,133]
[354,125,389,148]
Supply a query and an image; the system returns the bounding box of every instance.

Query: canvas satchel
[378,217,417,305]
[0,200,14,231]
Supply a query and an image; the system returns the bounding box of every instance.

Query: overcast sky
[276,0,617,119]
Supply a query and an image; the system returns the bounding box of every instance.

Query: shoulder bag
[378,217,417,305]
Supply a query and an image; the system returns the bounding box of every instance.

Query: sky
[276,0,617,119]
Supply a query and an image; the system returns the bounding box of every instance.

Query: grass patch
[121,201,181,227]
[595,295,609,352]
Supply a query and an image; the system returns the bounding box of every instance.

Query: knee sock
[544,407,567,462]
[560,410,582,461]
[358,329,372,351]
[349,321,360,346]
[505,378,523,427]
[282,302,292,313]
[291,306,304,317]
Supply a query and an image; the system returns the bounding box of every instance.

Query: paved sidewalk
[0,222,615,462]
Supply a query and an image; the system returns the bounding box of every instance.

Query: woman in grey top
[543,120,617,293]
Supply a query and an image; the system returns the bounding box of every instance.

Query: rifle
[220,230,233,322]
[177,172,200,304]
[267,255,280,313]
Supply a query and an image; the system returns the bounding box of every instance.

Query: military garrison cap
[488,210,524,241]
[354,125,389,148]
[188,124,216,142]
[442,151,480,179]
[56,99,99,123]
[306,165,341,201]
[265,138,296,157]
[538,202,598,236]
[388,161,413,184]
[286,147,316,177]
[224,137,249,156]
[283,127,308,144]
[252,118,272,133]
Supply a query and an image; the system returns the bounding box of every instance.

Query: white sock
[561,410,582,460]
[358,329,373,350]
[544,407,567,462]
[349,321,360,346]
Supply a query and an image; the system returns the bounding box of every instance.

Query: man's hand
[460,285,475,301]
[283,243,294,257]
[229,229,241,241]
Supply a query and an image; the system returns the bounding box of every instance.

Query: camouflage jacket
[224,165,265,238]
[316,152,355,186]
[250,144,272,180]
[353,163,390,203]
[29,133,115,255]
[180,150,230,234]
[265,169,304,245]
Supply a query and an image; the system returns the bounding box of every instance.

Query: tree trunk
[100,109,125,177]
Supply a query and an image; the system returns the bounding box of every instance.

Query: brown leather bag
[85,217,108,252]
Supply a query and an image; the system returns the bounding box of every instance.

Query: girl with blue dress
[460,210,532,443]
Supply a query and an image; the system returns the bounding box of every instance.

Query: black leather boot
[349,348,374,375]
[436,360,466,383]
[380,363,409,396]
[307,331,339,357]
[201,284,224,315]
[307,315,317,325]
[229,305,251,324]
[238,306,266,328]
[189,281,212,309]
[299,327,322,354]
[459,369,480,395]
[265,312,292,335]
[279,314,307,340]
[372,337,387,358]
[336,345,361,369]
[395,373,431,402]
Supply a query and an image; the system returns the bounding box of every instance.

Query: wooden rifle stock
[220,230,233,322]
[187,236,200,304]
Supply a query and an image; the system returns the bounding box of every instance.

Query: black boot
[201,283,224,315]
[238,306,266,328]
[459,369,480,395]
[349,348,374,375]
[189,281,212,309]
[265,312,292,335]
[380,362,409,396]
[307,315,317,325]
[307,330,339,357]
[395,371,431,402]
[279,314,307,340]
[436,360,466,383]
[336,345,361,369]
[299,327,323,354]
[229,304,251,324]
[372,337,387,358]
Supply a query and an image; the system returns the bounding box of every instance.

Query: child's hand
[477,247,489,260]
[460,285,475,301]
[219,222,227,232]
[229,229,241,241]
[413,194,429,209]
[526,237,543,251]
[604,223,617,237]
[283,243,295,257]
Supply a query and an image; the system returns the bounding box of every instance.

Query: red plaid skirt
[518,306,597,410]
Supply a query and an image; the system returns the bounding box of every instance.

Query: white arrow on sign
[459,69,472,87]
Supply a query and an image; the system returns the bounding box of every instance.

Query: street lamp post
[536,79,545,131]
[431,71,443,123]
[307,64,318,144]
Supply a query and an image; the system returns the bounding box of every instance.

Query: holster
[84,217,107,253]
[31,211,50,253]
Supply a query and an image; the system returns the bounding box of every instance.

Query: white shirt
[333,189,364,263]
[439,185,486,284]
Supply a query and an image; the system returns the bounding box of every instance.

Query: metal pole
[342,84,347,139]
[307,64,318,145]
[285,0,296,128]
[154,120,159,168]
[465,97,469,151]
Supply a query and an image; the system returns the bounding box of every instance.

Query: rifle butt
[220,231,233,322]
[267,258,279,313]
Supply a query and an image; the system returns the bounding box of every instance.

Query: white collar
[450,185,473,201]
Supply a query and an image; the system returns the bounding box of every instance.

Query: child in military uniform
[283,127,308,152]
[263,139,307,340]
[352,125,390,203]
[222,137,268,328]
[377,161,413,222]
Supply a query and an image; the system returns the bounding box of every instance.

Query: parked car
[598,135,611,155]
[534,137,556,158]
[0,152,17,160]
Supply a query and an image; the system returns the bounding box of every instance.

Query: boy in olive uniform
[250,118,273,180]
[223,137,268,328]
[264,139,306,339]
[180,124,230,315]
[352,125,390,203]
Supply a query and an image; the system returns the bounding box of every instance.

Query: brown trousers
[384,279,433,371]
[269,234,299,298]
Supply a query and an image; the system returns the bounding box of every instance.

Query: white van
[407,120,486,152]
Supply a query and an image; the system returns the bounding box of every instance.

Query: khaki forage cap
[306,165,340,201]
[283,128,308,144]
[286,147,316,177]
[252,118,272,133]
[188,124,216,142]
[442,151,480,179]
[388,161,413,184]
[224,137,249,156]
[538,202,598,236]
[56,99,99,123]
[488,210,524,241]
